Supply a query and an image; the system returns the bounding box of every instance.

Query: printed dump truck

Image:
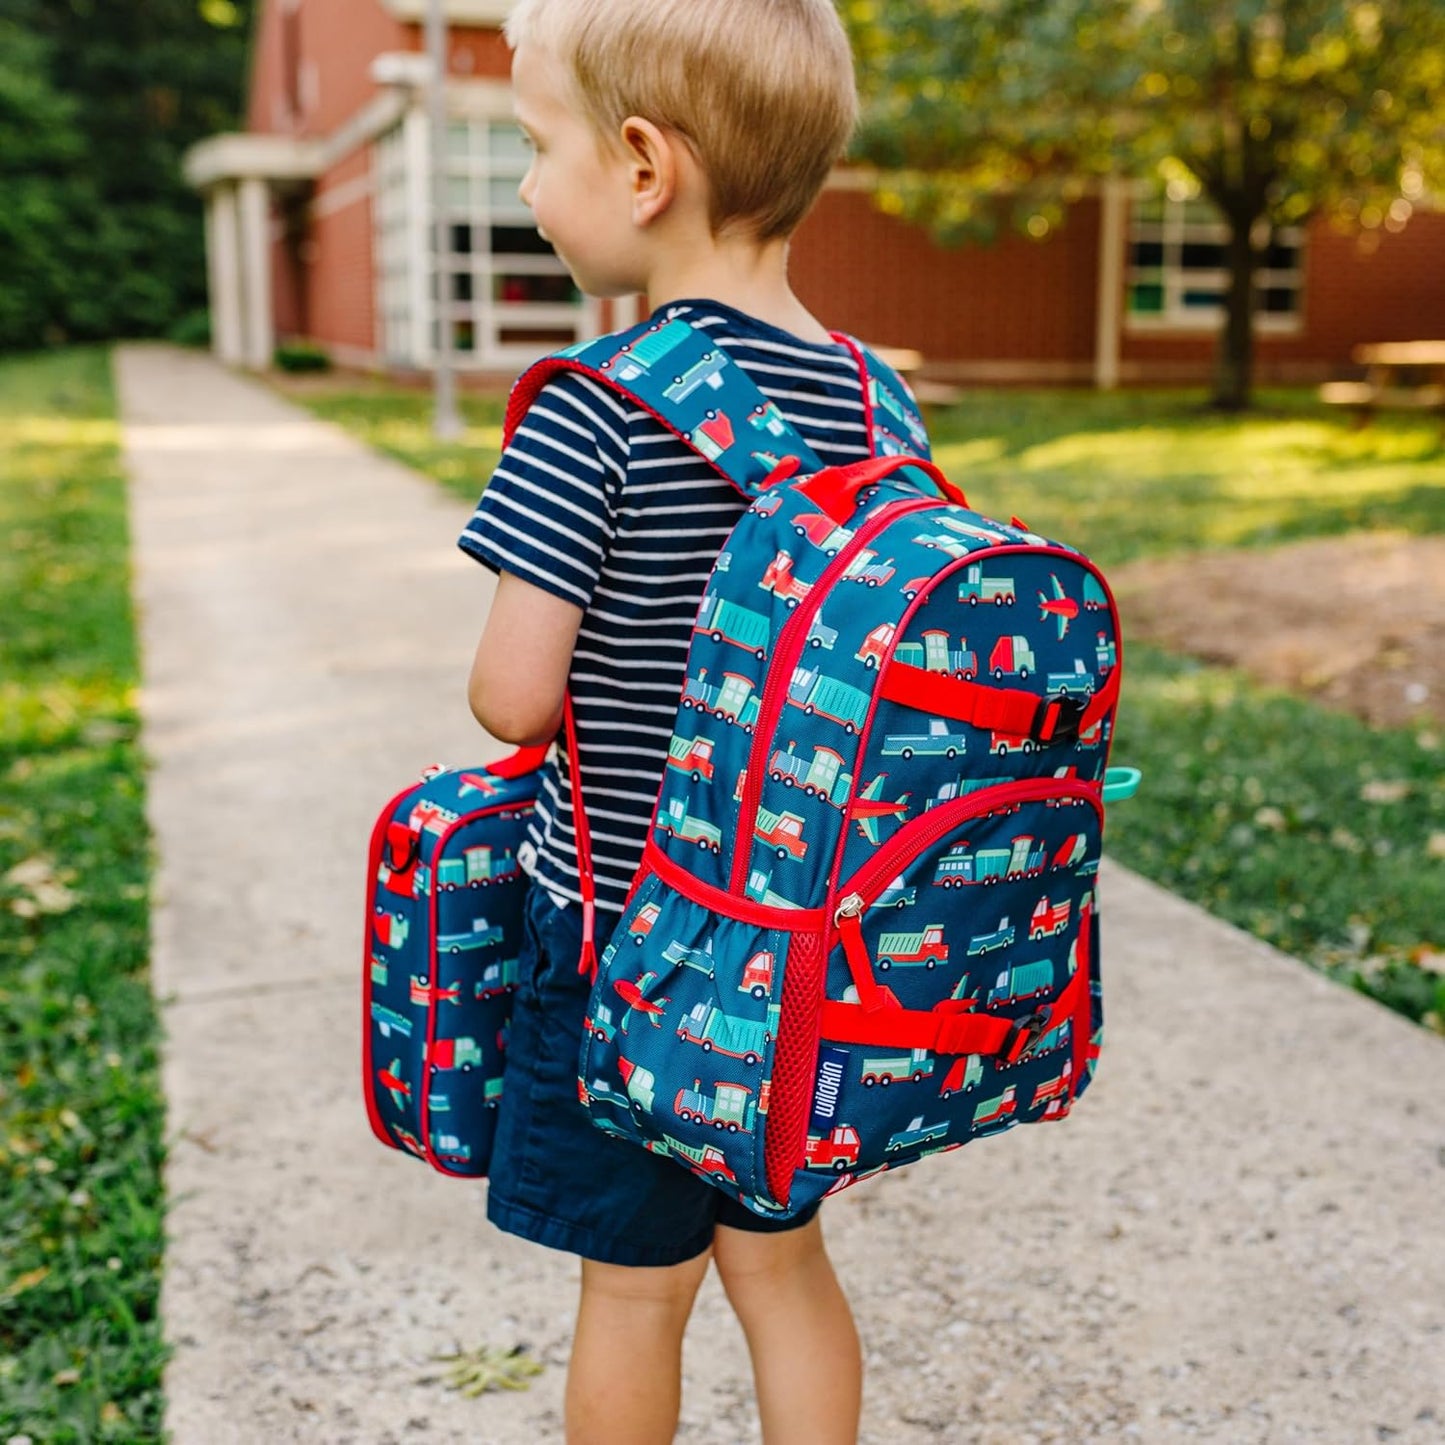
[876,923,949,970]
[1047,659,1096,697]
[805,1124,861,1171]
[989,634,1036,679]
[674,1079,757,1132]
[989,960,1054,1005]
[437,920,502,954]
[605,320,691,379]
[429,1036,482,1071]
[881,718,968,760]
[666,734,716,781]
[886,1116,950,1153]
[677,1003,779,1064]
[934,844,1009,887]
[939,1055,984,1097]
[958,564,1016,606]
[966,917,1016,955]
[1051,834,1087,870]
[973,1086,1018,1128]
[859,1048,934,1086]
[755,807,808,860]
[893,629,977,679]
[682,668,760,730]
[768,744,850,807]
[666,1138,737,1185]
[1029,896,1071,940]
[745,868,796,909]
[788,666,870,732]
[658,797,722,853]
[696,592,770,657]
[618,1058,656,1111]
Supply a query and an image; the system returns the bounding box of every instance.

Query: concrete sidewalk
[119,344,1445,1445]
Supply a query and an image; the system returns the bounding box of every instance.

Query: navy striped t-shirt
[458,300,910,915]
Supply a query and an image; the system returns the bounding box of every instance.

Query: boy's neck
[642,235,833,347]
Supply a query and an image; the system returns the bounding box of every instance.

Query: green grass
[0,349,166,1442]
[927,388,1445,566]
[288,377,1445,1027]
[1111,647,1445,1026]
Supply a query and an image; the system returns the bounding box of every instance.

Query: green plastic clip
[1102,766,1141,802]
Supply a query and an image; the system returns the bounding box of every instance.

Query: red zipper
[729,494,943,894]
[832,777,1104,923]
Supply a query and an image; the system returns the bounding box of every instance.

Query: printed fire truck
[1029,896,1072,940]
[1030,1061,1073,1116]
[739,950,775,998]
[760,550,813,607]
[876,923,949,970]
[805,1124,861,1171]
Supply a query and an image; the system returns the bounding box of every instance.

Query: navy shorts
[486,884,821,1267]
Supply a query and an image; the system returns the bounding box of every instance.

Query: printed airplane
[458,771,503,797]
[1038,574,1079,639]
[378,1059,412,1111]
[852,774,912,844]
[613,972,670,1033]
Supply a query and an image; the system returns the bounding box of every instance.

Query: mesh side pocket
[765,928,826,1207]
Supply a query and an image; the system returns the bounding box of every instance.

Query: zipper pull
[834,892,865,925]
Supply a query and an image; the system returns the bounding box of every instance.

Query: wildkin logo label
[809,1046,850,1132]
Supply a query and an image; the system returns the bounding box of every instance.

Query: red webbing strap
[1071,901,1094,1098]
[1077,670,1120,737]
[838,911,885,1011]
[562,694,598,980]
[880,662,1070,742]
[486,743,552,780]
[798,453,966,527]
[818,965,1087,1062]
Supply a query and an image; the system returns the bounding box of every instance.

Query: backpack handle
[800,453,968,526]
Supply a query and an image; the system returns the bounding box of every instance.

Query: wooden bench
[1321,342,1445,418]
[871,346,964,413]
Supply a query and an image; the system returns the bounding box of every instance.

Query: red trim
[832,332,878,458]
[362,781,416,1152]
[643,841,827,931]
[486,744,551,780]
[563,694,598,979]
[764,927,827,1206]
[1071,900,1093,1097]
[797,454,966,527]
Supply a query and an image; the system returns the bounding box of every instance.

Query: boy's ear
[618,116,681,227]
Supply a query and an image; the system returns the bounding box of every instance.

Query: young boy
[460,3,918,1440]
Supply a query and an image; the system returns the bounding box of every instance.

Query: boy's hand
[468,571,583,746]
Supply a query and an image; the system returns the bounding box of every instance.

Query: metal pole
[426,0,464,439]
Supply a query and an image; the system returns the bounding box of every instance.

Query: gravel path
[119,344,1445,1444]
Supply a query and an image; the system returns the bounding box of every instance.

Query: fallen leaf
[1359,779,1410,804]
[1428,833,1445,861]
[51,1368,80,1387]
[1,1267,49,1299]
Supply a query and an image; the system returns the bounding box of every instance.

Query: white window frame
[1125,192,1304,336]
[371,85,597,371]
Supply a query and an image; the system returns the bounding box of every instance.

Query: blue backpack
[503,316,1137,1219]
[362,745,552,1176]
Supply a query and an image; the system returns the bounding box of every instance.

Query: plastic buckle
[999,1009,1049,1065]
[1031,693,1087,745]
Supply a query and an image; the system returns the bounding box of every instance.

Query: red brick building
[184,0,1445,385]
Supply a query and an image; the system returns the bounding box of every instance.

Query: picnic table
[1321,341,1445,416]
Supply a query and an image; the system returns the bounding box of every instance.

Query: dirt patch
[1111,532,1445,730]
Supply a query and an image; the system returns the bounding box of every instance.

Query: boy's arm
[468,571,583,747]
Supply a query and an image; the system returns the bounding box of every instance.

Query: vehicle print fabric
[503,318,1126,1219]
[362,752,545,1177]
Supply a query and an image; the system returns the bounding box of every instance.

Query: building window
[372,117,590,369]
[1126,194,1304,333]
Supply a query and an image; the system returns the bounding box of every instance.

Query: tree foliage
[0,0,254,350]
[845,0,1445,407]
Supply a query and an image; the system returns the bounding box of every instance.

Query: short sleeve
[458,371,631,609]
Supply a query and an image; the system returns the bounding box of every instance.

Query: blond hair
[505,0,857,241]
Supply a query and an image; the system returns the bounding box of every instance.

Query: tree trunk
[1213,215,1259,411]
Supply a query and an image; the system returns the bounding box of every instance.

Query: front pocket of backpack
[578,870,800,1210]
